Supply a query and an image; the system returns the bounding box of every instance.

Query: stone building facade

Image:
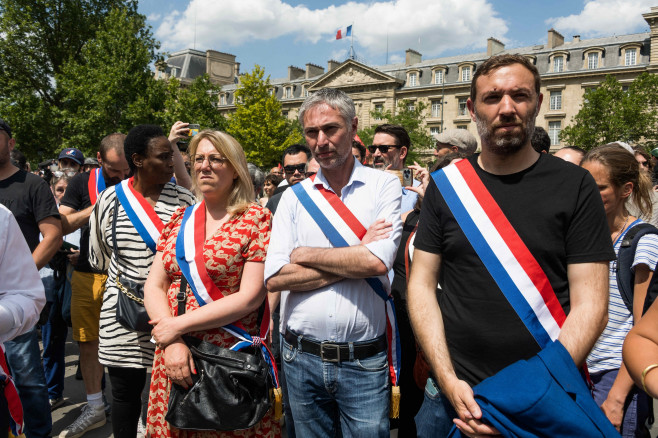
[157,7,658,153]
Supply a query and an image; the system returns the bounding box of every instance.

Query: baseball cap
[433,129,478,155]
[651,148,658,158]
[84,157,99,166]
[58,148,85,165]
[0,119,12,138]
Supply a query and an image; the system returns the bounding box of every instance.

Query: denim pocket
[354,351,388,372]
[281,338,298,363]
[424,377,440,400]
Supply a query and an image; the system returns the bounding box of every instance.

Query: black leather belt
[284,329,387,363]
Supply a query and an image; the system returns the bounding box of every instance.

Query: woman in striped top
[582,144,658,437]
[89,125,195,438]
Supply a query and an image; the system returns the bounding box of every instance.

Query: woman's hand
[164,339,196,389]
[405,162,430,198]
[601,396,624,432]
[151,315,185,349]
[169,121,190,143]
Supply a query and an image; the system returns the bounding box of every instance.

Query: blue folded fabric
[448,341,620,437]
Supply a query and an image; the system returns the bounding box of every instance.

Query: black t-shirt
[414,153,615,386]
[60,171,111,273]
[0,169,60,252]
[391,209,420,302]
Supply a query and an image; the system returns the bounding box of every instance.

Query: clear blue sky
[138,0,654,79]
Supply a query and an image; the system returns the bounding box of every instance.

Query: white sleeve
[0,205,45,343]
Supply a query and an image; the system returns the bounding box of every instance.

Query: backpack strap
[616,222,658,314]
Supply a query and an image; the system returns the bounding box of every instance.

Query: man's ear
[399,146,408,160]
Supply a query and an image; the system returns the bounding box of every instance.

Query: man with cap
[83,157,100,173]
[433,128,478,160]
[58,148,84,175]
[0,118,62,438]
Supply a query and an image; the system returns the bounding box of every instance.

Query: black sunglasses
[284,163,307,174]
[368,145,402,154]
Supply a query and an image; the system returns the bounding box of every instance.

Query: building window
[170,67,178,78]
[431,100,442,118]
[430,127,440,136]
[458,97,468,116]
[434,70,444,85]
[268,88,274,96]
[548,121,561,146]
[549,91,562,110]
[553,56,564,73]
[302,85,309,97]
[282,111,289,118]
[284,87,292,99]
[408,72,417,87]
[587,52,599,69]
[461,66,471,82]
[407,102,415,112]
[374,104,384,120]
[457,125,467,130]
[625,48,637,66]
[219,94,226,105]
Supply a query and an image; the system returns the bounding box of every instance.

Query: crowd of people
[2,53,658,438]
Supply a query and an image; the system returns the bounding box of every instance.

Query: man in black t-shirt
[58,133,130,435]
[407,55,615,437]
[0,119,62,438]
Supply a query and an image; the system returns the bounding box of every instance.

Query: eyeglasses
[638,160,649,167]
[193,154,228,168]
[284,164,307,174]
[52,170,77,178]
[367,145,402,154]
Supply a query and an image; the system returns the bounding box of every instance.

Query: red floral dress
[146,203,280,438]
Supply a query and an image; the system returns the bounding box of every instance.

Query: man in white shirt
[0,204,46,431]
[265,88,402,437]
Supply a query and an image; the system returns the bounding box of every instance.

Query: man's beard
[372,156,387,169]
[102,167,124,186]
[475,109,536,156]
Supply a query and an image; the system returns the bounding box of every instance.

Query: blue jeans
[591,368,650,437]
[4,327,52,438]
[415,377,458,438]
[281,335,389,437]
[41,269,68,400]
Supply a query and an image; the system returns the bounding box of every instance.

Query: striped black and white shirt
[89,182,195,369]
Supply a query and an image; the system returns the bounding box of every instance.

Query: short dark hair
[374,124,411,149]
[470,54,541,103]
[282,144,311,163]
[99,132,127,160]
[123,125,165,173]
[264,172,283,187]
[531,127,551,153]
[352,140,366,160]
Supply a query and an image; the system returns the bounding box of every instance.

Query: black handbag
[112,197,152,333]
[165,276,272,431]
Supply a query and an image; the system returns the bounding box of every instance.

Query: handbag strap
[177,275,188,317]
[111,196,125,271]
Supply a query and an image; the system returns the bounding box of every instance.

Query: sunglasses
[284,164,307,174]
[367,145,402,154]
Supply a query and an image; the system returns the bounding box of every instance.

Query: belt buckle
[320,342,340,363]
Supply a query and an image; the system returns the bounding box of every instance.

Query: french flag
[336,25,352,40]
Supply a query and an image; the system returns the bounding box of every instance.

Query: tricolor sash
[88,168,106,205]
[290,177,402,389]
[175,203,280,397]
[432,159,566,348]
[1,345,23,436]
[114,178,164,253]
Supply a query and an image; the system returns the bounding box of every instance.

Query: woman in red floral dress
[144,130,280,438]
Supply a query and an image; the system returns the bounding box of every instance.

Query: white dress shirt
[265,160,402,342]
[0,204,45,344]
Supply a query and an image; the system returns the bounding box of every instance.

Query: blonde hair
[188,130,254,216]
[582,143,653,218]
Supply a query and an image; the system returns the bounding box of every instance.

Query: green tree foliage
[157,75,227,132]
[561,73,658,150]
[227,65,303,168]
[57,7,158,157]
[0,0,139,159]
[357,99,433,163]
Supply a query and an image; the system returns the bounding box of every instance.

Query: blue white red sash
[291,177,401,387]
[88,168,106,205]
[114,178,164,253]
[176,202,279,389]
[432,159,566,348]
[1,345,23,436]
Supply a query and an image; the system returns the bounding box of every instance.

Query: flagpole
[350,22,355,60]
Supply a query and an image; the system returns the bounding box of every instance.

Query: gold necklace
[612,215,630,245]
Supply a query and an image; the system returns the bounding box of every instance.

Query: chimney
[327,60,341,72]
[547,28,564,49]
[288,65,305,81]
[305,63,325,79]
[234,62,240,78]
[573,35,580,43]
[405,49,422,66]
[487,37,505,56]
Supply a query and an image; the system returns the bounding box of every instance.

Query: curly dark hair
[123,125,165,173]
